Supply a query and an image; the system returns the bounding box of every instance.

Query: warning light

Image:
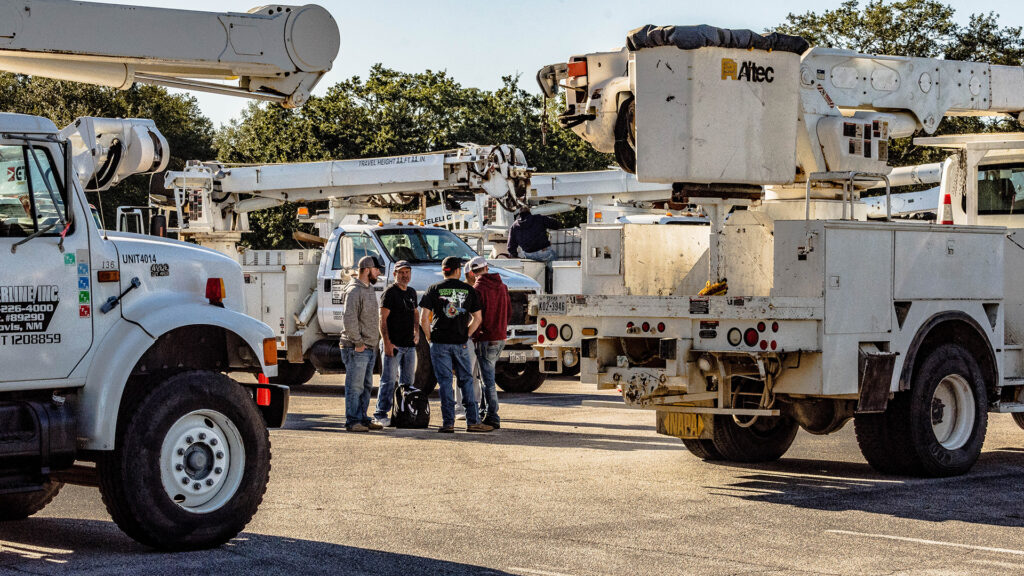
[744,328,759,347]
[263,338,278,366]
[206,278,225,305]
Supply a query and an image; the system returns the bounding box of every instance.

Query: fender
[80,303,276,451]
[897,310,998,393]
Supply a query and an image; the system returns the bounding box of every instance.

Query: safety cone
[940,193,953,225]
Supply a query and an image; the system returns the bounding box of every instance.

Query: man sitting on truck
[506,206,560,262]
[467,256,510,428]
[419,256,493,433]
[373,260,419,428]
[340,256,385,433]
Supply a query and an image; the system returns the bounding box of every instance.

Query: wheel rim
[159,410,245,513]
[930,374,976,450]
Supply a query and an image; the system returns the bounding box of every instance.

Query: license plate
[508,350,532,363]
[538,298,566,315]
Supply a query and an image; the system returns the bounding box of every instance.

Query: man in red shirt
[466,256,510,427]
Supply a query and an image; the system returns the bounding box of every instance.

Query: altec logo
[721,58,775,83]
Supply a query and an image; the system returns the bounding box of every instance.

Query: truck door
[317,231,385,334]
[0,142,92,380]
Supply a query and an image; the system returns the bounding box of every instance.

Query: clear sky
[91,0,1024,127]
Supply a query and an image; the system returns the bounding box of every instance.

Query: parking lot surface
[2,374,1023,575]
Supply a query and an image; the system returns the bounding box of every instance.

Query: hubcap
[159,410,245,513]
[930,375,975,450]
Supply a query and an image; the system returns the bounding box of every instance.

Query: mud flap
[657,410,713,439]
[856,345,898,414]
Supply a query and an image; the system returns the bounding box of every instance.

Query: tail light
[744,328,759,347]
[657,322,666,332]
[540,318,547,327]
[560,324,573,341]
[641,322,650,332]
[545,324,558,341]
[206,278,226,305]
[256,387,271,406]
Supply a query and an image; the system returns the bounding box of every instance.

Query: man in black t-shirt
[373,260,419,427]
[418,256,493,433]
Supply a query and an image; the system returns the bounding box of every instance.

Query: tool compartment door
[825,227,893,335]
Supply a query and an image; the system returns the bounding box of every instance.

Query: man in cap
[454,260,483,420]
[340,255,384,432]
[506,205,560,262]
[373,260,419,427]
[419,256,493,433]
[466,256,510,428]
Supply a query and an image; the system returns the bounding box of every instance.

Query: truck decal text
[0,284,59,333]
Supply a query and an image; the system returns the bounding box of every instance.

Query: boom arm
[161,144,531,243]
[0,1,340,108]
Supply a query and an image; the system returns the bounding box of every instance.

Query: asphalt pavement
[2,374,1023,575]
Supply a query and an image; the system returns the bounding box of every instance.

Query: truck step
[1001,377,1024,386]
[993,402,1024,413]
[51,464,99,487]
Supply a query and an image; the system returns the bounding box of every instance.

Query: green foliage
[0,74,214,227]
[216,65,611,248]
[773,0,1024,169]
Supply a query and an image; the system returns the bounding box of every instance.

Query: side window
[976,164,1024,215]
[331,233,382,270]
[0,145,66,238]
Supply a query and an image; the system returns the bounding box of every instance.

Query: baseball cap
[358,255,382,270]
[467,256,488,272]
[441,256,464,273]
[463,261,475,276]
[394,260,412,270]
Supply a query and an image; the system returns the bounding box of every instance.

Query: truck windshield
[974,163,1024,215]
[376,228,477,263]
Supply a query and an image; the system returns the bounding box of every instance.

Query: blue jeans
[521,246,557,262]
[375,344,416,419]
[430,342,479,426]
[341,347,376,428]
[475,340,504,424]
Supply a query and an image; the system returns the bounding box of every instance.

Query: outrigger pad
[627,24,810,55]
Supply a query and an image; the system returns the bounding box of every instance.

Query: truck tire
[267,361,317,387]
[97,371,271,550]
[414,332,437,395]
[710,415,798,463]
[0,481,63,521]
[1014,413,1024,431]
[681,438,722,461]
[496,363,546,393]
[854,343,987,477]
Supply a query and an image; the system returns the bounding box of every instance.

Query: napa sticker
[721,58,774,83]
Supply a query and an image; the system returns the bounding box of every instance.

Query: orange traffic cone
[940,193,953,225]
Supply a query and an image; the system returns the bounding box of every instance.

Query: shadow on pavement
[706,448,1024,527]
[0,518,514,576]
[282,413,680,452]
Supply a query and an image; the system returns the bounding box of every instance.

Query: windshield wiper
[9,137,72,254]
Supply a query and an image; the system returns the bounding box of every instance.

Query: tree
[773,0,1024,168]
[216,66,611,248]
[0,75,215,227]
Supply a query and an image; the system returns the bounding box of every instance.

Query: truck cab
[318,221,547,393]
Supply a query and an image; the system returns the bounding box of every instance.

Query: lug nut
[216,451,224,460]
[206,479,214,487]
[193,483,201,490]
[214,467,222,474]
[210,439,218,446]
[198,433,206,441]
[177,448,185,456]
[175,464,184,472]
[182,477,189,485]
[185,436,194,444]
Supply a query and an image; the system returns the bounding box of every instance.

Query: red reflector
[256,387,271,406]
[757,321,766,332]
[627,322,634,329]
[538,335,545,344]
[770,341,778,351]
[567,60,588,77]
[760,340,768,350]
[98,270,120,283]
[642,322,650,332]
[257,373,269,384]
[546,324,558,341]
[744,328,759,347]
[206,278,225,304]
[540,318,547,327]
[772,321,779,333]
[657,322,666,332]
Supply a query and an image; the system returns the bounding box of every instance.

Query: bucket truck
[533,24,1024,477]
[157,145,552,392]
[0,1,338,550]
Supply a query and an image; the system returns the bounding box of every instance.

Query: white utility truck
[534,24,1024,477]
[156,146,551,392]
[0,0,339,549]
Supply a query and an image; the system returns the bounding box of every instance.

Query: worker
[419,256,493,433]
[340,256,384,432]
[466,256,510,428]
[373,260,419,428]
[506,205,560,262]
[454,260,483,421]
